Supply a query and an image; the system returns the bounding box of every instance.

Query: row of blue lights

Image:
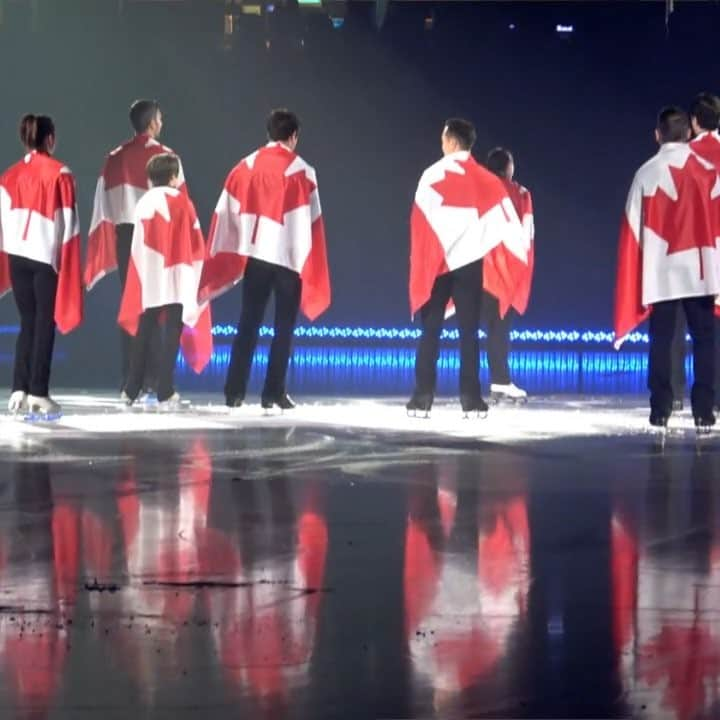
[210,324,656,344]
[0,324,661,344]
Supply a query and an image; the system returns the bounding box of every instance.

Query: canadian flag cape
[409,150,527,318]
[199,142,331,320]
[613,142,720,347]
[84,133,185,290]
[117,186,212,374]
[0,151,83,333]
[484,178,535,315]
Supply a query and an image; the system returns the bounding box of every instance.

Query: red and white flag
[484,179,535,315]
[614,143,720,347]
[691,129,720,169]
[0,151,83,333]
[84,134,185,290]
[199,143,331,321]
[117,187,212,374]
[409,151,527,318]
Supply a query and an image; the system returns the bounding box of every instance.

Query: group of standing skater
[1,94,718,430]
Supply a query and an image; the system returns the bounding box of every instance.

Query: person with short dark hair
[614,106,720,432]
[407,120,526,416]
[483,147,535,403]
[84,98,186,396]
[119,153,212,409]
[200,109,331,410]
[0,114,83,417]
[686,91,720,412]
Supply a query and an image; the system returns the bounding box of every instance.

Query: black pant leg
[648,299,680,416]
[683,295,715,418]
[116,223,134,388]
[451,259,483,400]
[125,307,159,401]
[483,290,512,385]
[670,301,687,400]
[157,304,183,402]
[224,258,274,402]
[9,255,36,394]
[715,317,720,408]
[413,273,453,397]
[263,267,301,399]
[29,261,58,397]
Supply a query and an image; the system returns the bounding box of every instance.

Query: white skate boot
[8,391,28,414]
[490,383,528,405]
[26,395,62,419]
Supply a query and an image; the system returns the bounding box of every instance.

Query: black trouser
[225,257,301,402]
[412,259,483,400]
[649,296,715,418]
[117,223,160,391]
[125,304,183,402]
[482,290,512,385]
[670,309,720,404]
[9,254,58,397]
[670,303,687,400]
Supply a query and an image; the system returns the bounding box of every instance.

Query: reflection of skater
[200,109,331,410]
[118,154,212,409]
[0,115,83,417]
[407,119,527,415]
[85,99,186,395]
[614,107,719,431]
[484,148,535,404]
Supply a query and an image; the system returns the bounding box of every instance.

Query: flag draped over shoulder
[84,134,185,290]
[199,142,330,321]
[409,150,527,317]
[614,143,720,347]
[0,151,83,333]
[117,187,212,374]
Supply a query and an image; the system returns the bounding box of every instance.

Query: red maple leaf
[430,158,509,220]
[638,623,720,720]
[644,153,719,279]
[231,146,316,244]
[103,138,159,191]
[142,193,202,268]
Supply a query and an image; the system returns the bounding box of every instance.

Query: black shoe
[226,396,243,408]
[406,393,433,413]
[261,393,296,411]
[649,409,670,427]
[460,395,489,414]
[672,399,684,412]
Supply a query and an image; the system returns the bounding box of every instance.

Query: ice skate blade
[24,411,62,423]
[406,409,430,419]
[490,393,526,406]
[462,410,488,420]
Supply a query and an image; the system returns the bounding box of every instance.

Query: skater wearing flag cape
[118,153,212,410]
[84,99,186,395]
[614,106,720,433]
[199,109,331,411]
[483,147,535,405]
[0,114,83,419]
[407,118,527,417]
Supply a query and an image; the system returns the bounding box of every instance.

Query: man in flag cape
[670,92,720,412]
[199,109,330,410]
[613,106,720,429]
[118,153,212,409]
[407,118,527,415]
[84,99,185,392]
[483,147,535,404]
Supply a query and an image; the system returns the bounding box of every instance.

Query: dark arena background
[1,2,720,719]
